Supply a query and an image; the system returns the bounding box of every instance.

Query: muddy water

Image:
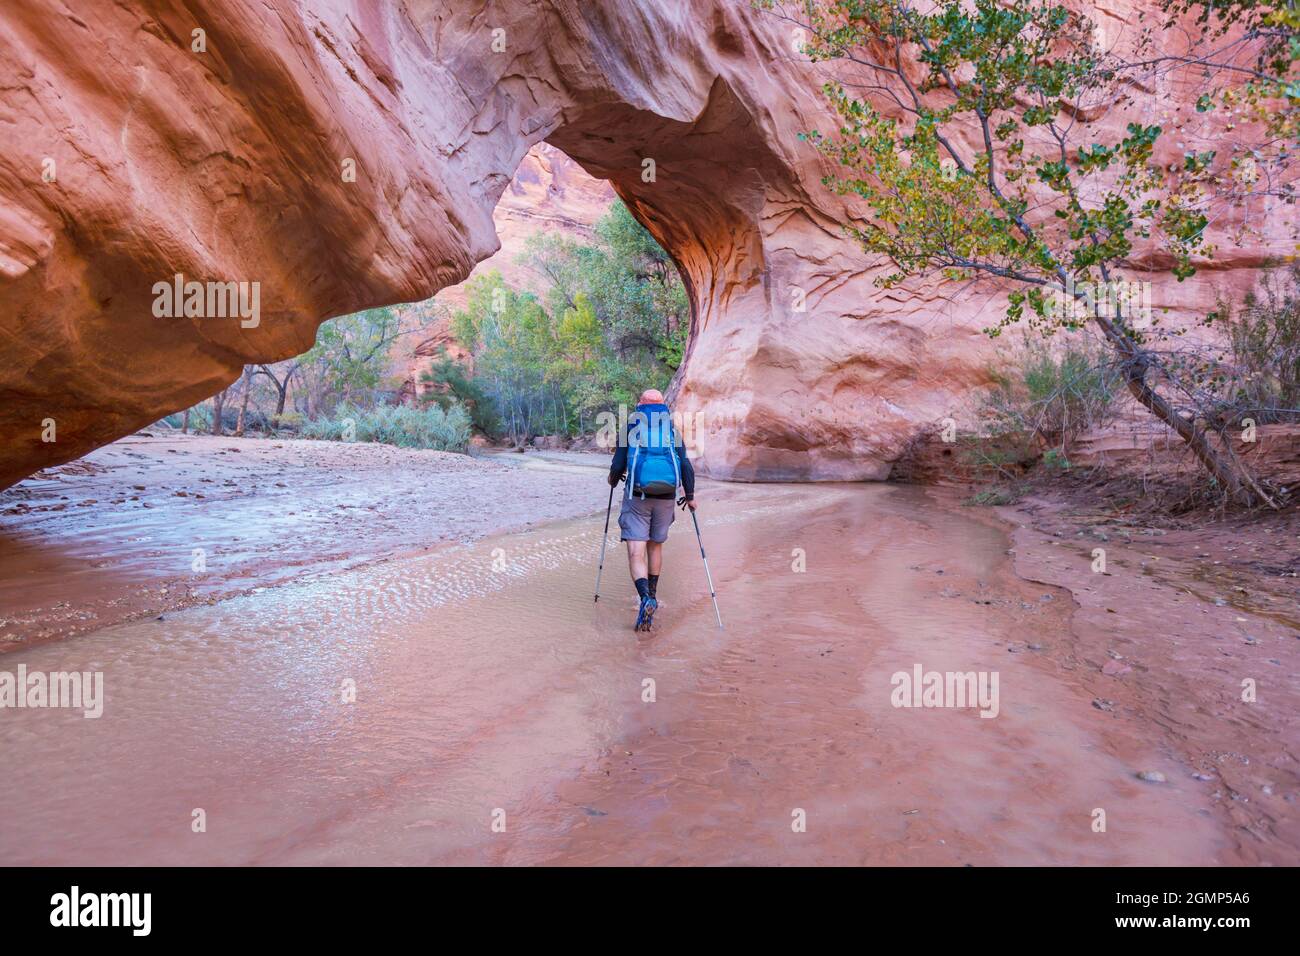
[0,483,1225,865]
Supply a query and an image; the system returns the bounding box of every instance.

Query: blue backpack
[627,403,681,499]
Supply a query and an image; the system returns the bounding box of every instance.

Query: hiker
[607,389,695,631]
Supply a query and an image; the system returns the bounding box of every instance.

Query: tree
[254,361,300,418]
[523,201,689,370]
[451,271,557,442]
[210,386,227,436]
[442,201,689,440]
[298,305,430,414]
[235,366,252,436]
[419,347,500,435]
[767,0,1297,505]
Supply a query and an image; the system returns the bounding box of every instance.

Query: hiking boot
[637,596,658,632]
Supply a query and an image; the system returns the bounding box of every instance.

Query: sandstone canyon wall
[0,0,1290,489]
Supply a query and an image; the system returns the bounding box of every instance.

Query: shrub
[979,337,1120,453]
[1205,262,1300,425]
[954,337,1117,500]
[301,402,472,452]
[419,350,500,435]
[159,404,212,431]
[965,486,1024,507]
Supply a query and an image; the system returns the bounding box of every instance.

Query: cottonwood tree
[762,0,1297,505]
[524,201,689,370]
[451,271,562,441]
[210,385,228,436]
[254,360,301,418]
[300,305,429,411]
[1147,0,1299,223]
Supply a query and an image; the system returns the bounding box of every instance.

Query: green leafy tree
[451,271,564,441]
[457,203,689,434]
[765,0,1296,505]
[594,202,690,366]
[523,201,689,371]
[301,305,429,412]
[419,347,500,435]
[445,201,690,440]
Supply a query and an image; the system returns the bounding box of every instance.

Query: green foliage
[1204,261,1300,423]
[449,271,570,439]
[951,339,1113,500]
[594,203,691,367]
[965,485,1025,506]
[301,402,472,451]
[980,337,1120,451]
[765,0,1295,504]
[1160,0,1300,78]
[176,200,686,448]
[792,0,1189,325]
[1228,263,1300,414]
[419,348,500,435]
[302,305,429,409]
[1041,447,1070,470]
[447,200,688,441]
[162,404,211,431]
[272,411,304,429]
[525,202,689,369]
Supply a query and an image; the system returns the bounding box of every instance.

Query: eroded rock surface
[0,0,1288,488]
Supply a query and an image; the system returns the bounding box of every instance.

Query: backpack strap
[627,445,638,500]
[668,420,681,490]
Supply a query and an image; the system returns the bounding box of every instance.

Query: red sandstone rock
[0,1,1291,488]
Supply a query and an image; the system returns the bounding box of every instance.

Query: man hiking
[608,389,695,632]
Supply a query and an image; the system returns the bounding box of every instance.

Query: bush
[159,404,212,431]
[979,337,1119,453]
[419,350,500,435]
[965,485,1024,507]
[952,338,1118,498]
[1205,262,1300,425]
[301,402,472,451]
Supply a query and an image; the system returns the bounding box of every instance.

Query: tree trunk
[1100,323,1266,506]
[236,368,251,436]
[1077,279,1275,508]
[211,389,225,436]
[182,407,190,434]
[1122,360,1252,505]
[258,364,291,417]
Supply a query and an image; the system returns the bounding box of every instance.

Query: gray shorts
[618,495,677,543]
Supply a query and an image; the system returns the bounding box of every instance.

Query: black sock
[648,574,659,598]
[635,577,650,599]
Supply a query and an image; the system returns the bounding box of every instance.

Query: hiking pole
[688,506,723,628]
[593,482,616,602]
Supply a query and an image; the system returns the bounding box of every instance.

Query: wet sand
[997,495,1300,865]
[4,465,1289,865]
[0,433,613,649]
